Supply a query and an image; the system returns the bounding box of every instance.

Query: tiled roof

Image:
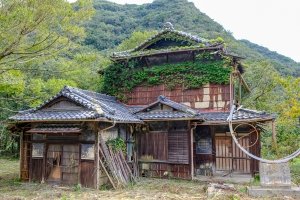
[10,86,274,123]
[199,108,275,122]
[27,124,81,133]
[136,111,197,120]
[128,96,273,121]
[11,110,99,121]
[10,86,141,123]
[133,95,201,120]
[111,22,222,60]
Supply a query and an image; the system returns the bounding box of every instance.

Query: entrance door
[194,126,214,176]
[46,144,79,184]
[215,136,251,173]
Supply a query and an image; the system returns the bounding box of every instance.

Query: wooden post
[190,124,196,180]
[229,73,233,108]
[238,79,242,105]
[271,120,277,150]
[19,131,23,180]
[95,129,100,189]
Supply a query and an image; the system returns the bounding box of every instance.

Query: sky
[102,0,300,62]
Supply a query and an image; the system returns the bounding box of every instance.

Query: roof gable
[133,29,205,52]
[111,22,223,60]
[42,97,85,111]
[10,86,141,122]
[135,95,198,115]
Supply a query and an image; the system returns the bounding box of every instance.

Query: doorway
[46,144,79,184]
[194,126,214,176]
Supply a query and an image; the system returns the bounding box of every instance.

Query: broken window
[81,144,94,160]
[32,143,44,158]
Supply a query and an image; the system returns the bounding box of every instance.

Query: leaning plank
[98,154,117,189]
[119,150,136,182]
[99,133,121,187]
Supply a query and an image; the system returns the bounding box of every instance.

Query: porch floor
[194,172,253,184]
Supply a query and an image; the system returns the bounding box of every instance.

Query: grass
[290,157,300,185]
[0,157,297,200]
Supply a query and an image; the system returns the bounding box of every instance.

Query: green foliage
[290,158,300,185]
[73,184,82,192]
[85,0,299,77]
[0,0,94,65]
[106,137,126,154]
[116,30,158,51]
[102,58,231,99]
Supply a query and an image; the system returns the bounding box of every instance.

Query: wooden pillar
[229,73,233,108]
[238,79,242,105]
[271,120,277,149]
[19,131,23,180]
[95,127,100,189]
[190,124,196,179]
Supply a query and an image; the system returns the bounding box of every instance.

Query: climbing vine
[106,137,126,154]
[102,54,232,100]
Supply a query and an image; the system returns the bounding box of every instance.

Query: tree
[116,30,158,51]
[0,0,95,155]
[0,0,94,71]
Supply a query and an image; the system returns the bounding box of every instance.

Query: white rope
[227,105,300,164]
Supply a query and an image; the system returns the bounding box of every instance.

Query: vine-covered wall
[102,53,233,101]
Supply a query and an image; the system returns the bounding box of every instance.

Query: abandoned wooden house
[10,22,275,188]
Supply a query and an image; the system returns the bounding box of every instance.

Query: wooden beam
[190,125,196,179]
[95,129,100,189]
[237,71,251,93]
[230,72,233,108]
[271,120,277,149]
[19,131,23,180]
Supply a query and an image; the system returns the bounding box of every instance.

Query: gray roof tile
[10,86,141,122]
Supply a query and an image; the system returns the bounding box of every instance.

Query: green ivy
[106,137,126,154]
[102,56,232,100]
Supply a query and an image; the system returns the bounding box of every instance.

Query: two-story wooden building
[10,23,274,188]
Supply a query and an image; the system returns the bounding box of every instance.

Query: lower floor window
[81,144,95,160]
[32,143,44,158]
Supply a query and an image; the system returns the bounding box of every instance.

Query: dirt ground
[0,157,296,200]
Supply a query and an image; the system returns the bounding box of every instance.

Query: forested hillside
[0,0,299,160]
[85,0,300,77]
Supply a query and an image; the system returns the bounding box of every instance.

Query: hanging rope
[227,104,300,164]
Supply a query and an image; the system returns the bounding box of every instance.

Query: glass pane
[148,121,168,131]
[32,143,44,158]
[169,121,188,131]
[32,134,45,140]
[79,131,95,141]
[81,144,94,160]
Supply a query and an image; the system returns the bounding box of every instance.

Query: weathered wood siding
[30,159,43,182]
[138,131,168,160]
[168,131,189,164]
[125,84,230,111]
[214,131,260,174]
[80,160,95,187]
[140,162,191,179]
[137,121,191,179]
